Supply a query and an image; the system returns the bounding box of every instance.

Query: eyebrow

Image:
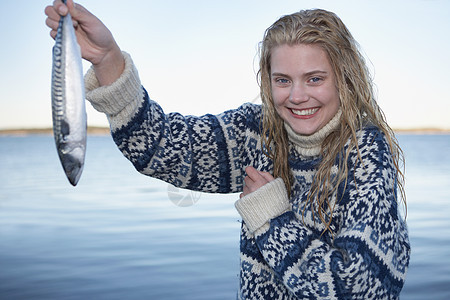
[271,70,329,78]
[271,72,289,78]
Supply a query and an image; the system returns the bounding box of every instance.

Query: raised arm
[45,1,268,194]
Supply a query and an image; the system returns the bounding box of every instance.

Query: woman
[45,1,410,299]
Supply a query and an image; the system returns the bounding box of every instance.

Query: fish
[51,0,87,186]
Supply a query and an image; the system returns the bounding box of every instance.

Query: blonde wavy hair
[258,9,406,233]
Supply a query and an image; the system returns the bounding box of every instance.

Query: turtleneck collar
[284,109,342,158]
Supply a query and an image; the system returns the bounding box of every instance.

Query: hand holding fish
[45,0,124,86]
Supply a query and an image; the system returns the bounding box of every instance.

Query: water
[0,134,449,299]
[396,134,450,299]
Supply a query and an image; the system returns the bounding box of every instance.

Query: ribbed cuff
[85,51,143,122]
[235,178,290,234]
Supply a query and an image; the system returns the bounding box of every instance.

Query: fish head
[58,143,86,186]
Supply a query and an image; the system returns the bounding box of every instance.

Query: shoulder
[349,126,392,163]
[342,126,397,190]
[344,126,398,192]
[355,126,388,149]
[218,102,262,121]
[215,102,262,131]
[339,127,404,231]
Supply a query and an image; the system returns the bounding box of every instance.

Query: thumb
[66,0,90,23]
[66,0,76,15]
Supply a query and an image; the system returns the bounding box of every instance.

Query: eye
[273,77,290,86]
[309,77,323,84]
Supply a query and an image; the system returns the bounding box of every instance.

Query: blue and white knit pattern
[85,53,410,300]
[236,127,410,299]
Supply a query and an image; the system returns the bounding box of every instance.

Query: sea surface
[0,134,449,299]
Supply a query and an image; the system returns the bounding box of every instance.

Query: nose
[289,83,309,104]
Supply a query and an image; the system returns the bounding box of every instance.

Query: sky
[1,0,449,130]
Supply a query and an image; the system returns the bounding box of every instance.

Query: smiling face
[270,44,340,136]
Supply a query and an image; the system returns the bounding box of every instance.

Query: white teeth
[291,108,319,116]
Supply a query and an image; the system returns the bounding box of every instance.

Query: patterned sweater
[85,53,410,299]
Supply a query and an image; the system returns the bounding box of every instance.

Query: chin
[297,129,316,136]
[287,120,319,136]
[289,125,316,136]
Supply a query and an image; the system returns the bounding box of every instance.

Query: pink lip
[289,107,320,119]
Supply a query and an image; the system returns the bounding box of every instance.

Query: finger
[45,16,60,31]
[66,0,75,9]
[52,0,69,16]
[67,1,93,24]
[242,185,251,197]
[245,166,261,181]
[66,0,78,18]
[49,29,57,40]
[44,5,60,22]
[244,175,254,188]
[259,171,275,182]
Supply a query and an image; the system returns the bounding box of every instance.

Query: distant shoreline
[1,127,449,136]
[0,127,111,136]
[394,128,450,135]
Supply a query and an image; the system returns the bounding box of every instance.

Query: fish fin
[61,119,70,136]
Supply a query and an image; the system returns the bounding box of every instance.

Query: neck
[284,109,342,157]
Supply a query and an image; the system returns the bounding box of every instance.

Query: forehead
[270,44,332,74]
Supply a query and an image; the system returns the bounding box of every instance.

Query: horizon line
[1,126,450,136]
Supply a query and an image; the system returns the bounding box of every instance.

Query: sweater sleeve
[236,130,410,299]
[85,52,144,131]
[235,178,291,233]
[85,52,262,194]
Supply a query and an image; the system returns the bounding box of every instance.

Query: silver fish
[51,4,87,186]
